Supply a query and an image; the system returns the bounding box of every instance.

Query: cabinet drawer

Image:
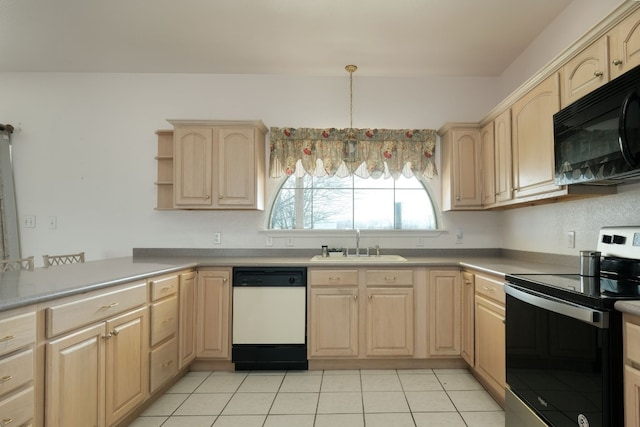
[46,282,147,338]
[0,312,35,357]
[310,269,359,286]
[151,295,178,346]
[0,349,33,398]
[0,386,34,427]
[150,274,179,301]
[150,337,178,393]
[475,275,505,305]
[626,317,640,366]
[365,269,413,286]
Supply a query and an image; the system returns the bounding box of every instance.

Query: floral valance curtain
[269,127,437,180]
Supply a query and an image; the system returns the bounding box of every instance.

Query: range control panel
[597,226,640,259]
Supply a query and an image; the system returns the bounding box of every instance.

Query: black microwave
[553,65,640,185]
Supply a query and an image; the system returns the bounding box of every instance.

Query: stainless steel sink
[309,254,407,262]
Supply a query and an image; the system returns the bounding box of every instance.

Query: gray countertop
[0,253,581,312]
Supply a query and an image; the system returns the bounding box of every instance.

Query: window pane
[395,189,437,229]
[354,175,394,189]
[269,188,297,229]
[308,188,353,229]
[354,189,394,229]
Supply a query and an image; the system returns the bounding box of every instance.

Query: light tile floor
[130,368,504,427]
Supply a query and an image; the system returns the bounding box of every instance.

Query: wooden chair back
[42,252,85,267]
[0,256,35,271]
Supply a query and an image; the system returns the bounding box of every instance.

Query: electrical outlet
[213,232,221,245]
[566,231,575,248]
[23,215,36,228]
[48,216,57,229]
[455,229,463,245]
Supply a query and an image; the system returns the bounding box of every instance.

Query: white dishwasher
[232,267,307,370]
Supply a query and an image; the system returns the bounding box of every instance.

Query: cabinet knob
[102,332,113,340]
[594,70,603,77]
[111,329,119,336]
[455,196,460,200]
[218,195,223,199]
[612,58,623,66]
[204,195,210,200]
[464,280,471,285]
[354,295,357,301]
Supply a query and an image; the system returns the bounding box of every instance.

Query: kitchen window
[268,174,438,230]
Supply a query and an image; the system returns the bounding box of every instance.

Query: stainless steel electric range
[505,226,640,427]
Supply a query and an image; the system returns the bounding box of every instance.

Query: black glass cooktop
[506,273,640,309]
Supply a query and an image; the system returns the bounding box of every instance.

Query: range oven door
[504,284,622,427]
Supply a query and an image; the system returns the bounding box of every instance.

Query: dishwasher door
[232,267,308,370]
[232,286,306,344]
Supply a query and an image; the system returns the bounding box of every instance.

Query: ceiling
[0,0,575,77]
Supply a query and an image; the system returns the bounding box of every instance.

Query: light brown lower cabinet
[461,271,475,365]
[45,306,148,427]
[309,287,359,357]
[624,313,640,426]
[427,269,461,357]
[179,271,198,369]
[366,286,414,357]
[196,268,231,359]
[473,274,506,406]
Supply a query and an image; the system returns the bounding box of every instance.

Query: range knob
[613,235,627,244]
[602,235,612,244]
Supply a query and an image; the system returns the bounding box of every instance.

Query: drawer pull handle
[0,335,15,343]
[161,286,173,293]
[0,418,14,427]
[161,318,175,325]
[162,360,174,368]
[482,286,496,293]
[594,70,603,77]
[101,302,120,310]
[613,58,623,66]
[0,375,12,384]
[328,277,341,281]
[384,276,397,281]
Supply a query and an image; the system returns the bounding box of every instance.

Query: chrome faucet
[356,228,360,256]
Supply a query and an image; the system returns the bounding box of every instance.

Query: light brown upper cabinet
[561,36,609,108]
[609,7,640,80]
[480,122,496,207]
[440,126,482,211]
[493,109,513,203]
[511,73,562,199]
[170,120,267,210]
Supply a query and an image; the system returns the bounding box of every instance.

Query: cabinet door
[461,272,475,366]
[561,37,608,107]
[625,365,640,427]
[610,7,640,80]
[309,287,359,357]
[494,109,513,203]
[105,307,148,427]
[441,128,482,210]
[46,323,106,427]
[174,127,213,207]
[196,269,231,358]
[511,73,561,199]
[179,271,197,369]
[480,122,496,206]
[474,294,505,404]
[216,128,263,209]
[428,270,461,357]
[366,287,414,357]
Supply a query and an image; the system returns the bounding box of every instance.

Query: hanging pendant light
[344,64,358,162]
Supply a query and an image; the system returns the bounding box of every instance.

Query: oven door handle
[505,284,609,329]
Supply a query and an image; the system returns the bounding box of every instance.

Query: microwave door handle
[618,90,640,168]
[505,284,609,329]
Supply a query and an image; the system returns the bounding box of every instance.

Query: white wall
[1,73,503,263]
